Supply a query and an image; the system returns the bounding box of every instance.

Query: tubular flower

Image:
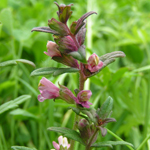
[75,90,92,108]
[87,53,103,73]
[38,77,59,102]
[44,41,79,68]
[44,41,61,57]
[52,136,70,150]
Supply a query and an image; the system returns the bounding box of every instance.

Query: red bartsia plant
[31,2,133,150]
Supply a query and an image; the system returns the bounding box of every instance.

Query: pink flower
[38,77,59,102]
[44,41,61,57]
[52,136,70,150]
[87,53,103,73]
[75,90,92,108]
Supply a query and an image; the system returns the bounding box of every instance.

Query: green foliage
[48,127,85,145]
[96,96,113,119]
[0,0,150,150]
[0,95,31,115]
[11,146,37,150]
[0,59,35,67]
[31,67,79,76]
[92,141,133,148]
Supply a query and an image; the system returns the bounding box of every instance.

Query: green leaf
[31,67,57,76]
[133,65,150,73]
[92,141,134,148]
[0,8,13,35]
[53,68,79,76]
[48,127,85,145]
[30,67,79,76]
[0,59,35,68]
[97,96,113,119]
[48,18,69,36]
[10,108,38,120]
[31,26,59,35]
[15,59,36,67]
[75,11,97,35]
[11,146,37,150]
[0,60,17,67]
[110,67,128,85]
[69,106,80,115]
[0,95,31,114]
[69,46,87,63]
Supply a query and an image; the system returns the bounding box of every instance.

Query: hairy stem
[79,63,87,91]
[70,63,87,150]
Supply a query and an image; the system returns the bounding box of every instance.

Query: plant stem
[136,134,150,150]
[85,128,99,150]
[70,63,86,150]
[143,44,150,150]
[70,112,79,150]
[107,128,135,150]
[79,63,86,91]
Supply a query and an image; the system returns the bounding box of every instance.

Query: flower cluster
[38,77,92,108]
[32,2,126,150]
[52,136,70,150]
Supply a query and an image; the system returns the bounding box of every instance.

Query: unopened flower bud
[59,84,76,104]
[58,35,78,53]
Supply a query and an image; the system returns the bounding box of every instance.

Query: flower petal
[44,41,61,57]
[77,90,92,102]
[52,141,60,150]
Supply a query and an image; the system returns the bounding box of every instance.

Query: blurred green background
[0,0,150,149]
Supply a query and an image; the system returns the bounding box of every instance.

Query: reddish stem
[79,63,87,91]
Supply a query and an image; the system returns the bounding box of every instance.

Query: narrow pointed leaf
[0,95,31,114]
[0,59,35,68]
[75,11,97,33]
[99,51,125,62]
[0,60,17,67]
[10,108,38,120]
[92,141,134,148]
[31,27,59,35]
[97,96,113,119]
[30,67,58,76]
[68,106,80,115]
[15,59,35,67]
[48,127,85,145]
[53,68,79,76]
[69,46,86,63]
[11,146,37,150]
[31,67,79,76]
[70,11,96,35]
[48,18,69,36]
